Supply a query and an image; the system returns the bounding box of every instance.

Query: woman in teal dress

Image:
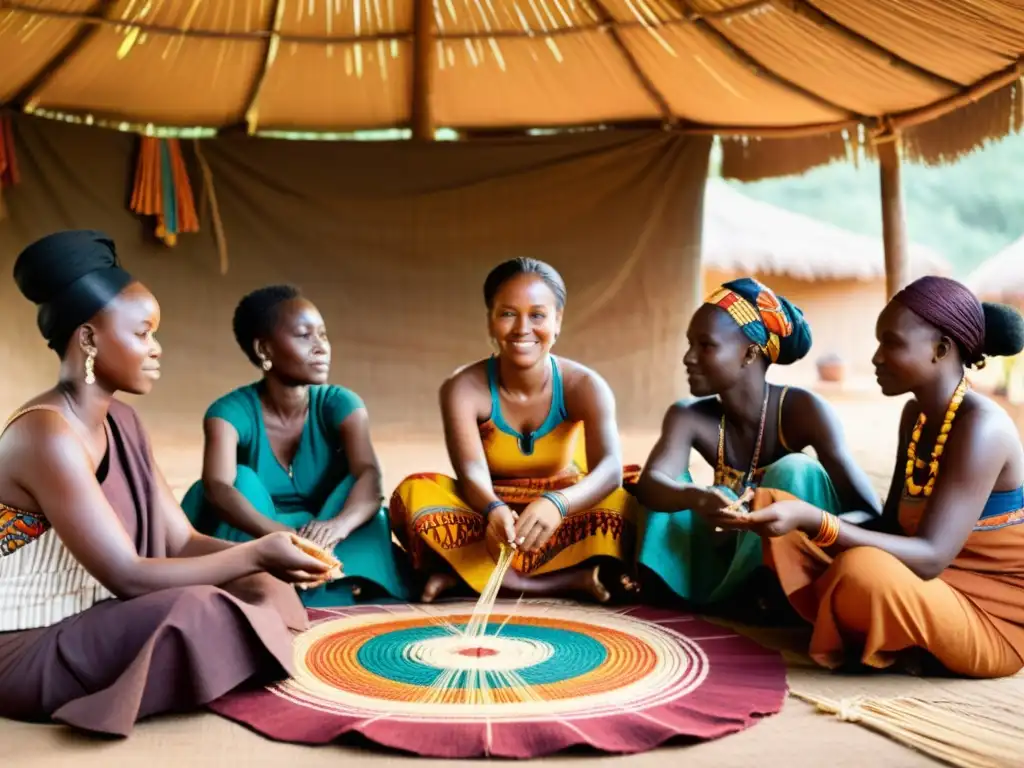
[635,277,880,613]
[182,285,410,606]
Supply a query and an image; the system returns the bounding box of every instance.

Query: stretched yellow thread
[419,543,519,705]
[464,542,516,639]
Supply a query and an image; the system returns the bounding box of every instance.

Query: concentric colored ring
[273,601,710,722]
[356,624,607,687]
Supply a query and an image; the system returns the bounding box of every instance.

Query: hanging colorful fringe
[130,137,199,246]
[0,113,20,220]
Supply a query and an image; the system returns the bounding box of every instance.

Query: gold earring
[84,348,96,385]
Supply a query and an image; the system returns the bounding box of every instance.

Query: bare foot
[421,573,459,603]
[574,565,611,603]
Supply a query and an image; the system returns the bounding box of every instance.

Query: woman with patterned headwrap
[635,277,880,614]
[0,230,335,735]
[718,277,1024,678]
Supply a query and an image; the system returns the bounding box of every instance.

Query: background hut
[967,234,1024,308]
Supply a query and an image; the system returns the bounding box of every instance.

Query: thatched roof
[967,235,1024,302]
[702,179,950,281]
[1,0,1023,176]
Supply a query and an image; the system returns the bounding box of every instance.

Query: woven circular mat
[209,599,786,758]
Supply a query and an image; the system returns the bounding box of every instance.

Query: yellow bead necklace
[905,376,968,498]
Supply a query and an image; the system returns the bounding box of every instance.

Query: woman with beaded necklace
[635,277,880,614]
[721,276,1024,678]
[390,258,640,604]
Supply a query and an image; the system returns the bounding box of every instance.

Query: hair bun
[982,302,1024,358]
[12,229,133,354]
[13,230,119,305]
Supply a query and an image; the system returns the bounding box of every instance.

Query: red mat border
[209,603,787,758]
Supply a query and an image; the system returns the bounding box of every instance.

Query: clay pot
[816,353,845,383]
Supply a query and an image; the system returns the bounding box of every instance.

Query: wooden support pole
[410,0,434,141]
[877,134,909,298]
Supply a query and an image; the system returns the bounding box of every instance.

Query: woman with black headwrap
[635,277,880,617]
[720,276,1024,678]
[0,230,339,735]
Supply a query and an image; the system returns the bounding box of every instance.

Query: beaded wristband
[484,500,507,516]
[542,491,570,518]
[810,510,840,548]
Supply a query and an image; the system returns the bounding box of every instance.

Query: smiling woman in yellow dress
[390,258,640,603]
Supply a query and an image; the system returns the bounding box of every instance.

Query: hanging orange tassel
[130,137,198,246]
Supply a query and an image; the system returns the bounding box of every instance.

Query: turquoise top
[205,382,364,514]
[486,355,567,455]
[981,486,1024,518]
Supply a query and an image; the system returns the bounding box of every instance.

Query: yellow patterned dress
[390,356,640,593]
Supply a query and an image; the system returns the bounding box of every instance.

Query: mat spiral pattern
[209,600,786,757]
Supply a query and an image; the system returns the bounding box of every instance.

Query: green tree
[716,134,1024,277]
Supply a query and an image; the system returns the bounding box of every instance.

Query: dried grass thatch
[966,235,1024,304]
[703,180,949,282]
[1,0,1024,178]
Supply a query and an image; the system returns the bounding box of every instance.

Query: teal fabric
[486,355,566,455]
[200,383,363,515]
[636,453,841,605]
[181,382,410,605]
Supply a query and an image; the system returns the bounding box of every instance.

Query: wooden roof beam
[674,0,859,119]
[588,0,677,126]
[0,0,767,45]
[241,0,285,134]
[776,0,963,91]
[9,0,117,111]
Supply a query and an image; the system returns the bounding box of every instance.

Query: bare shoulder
[780,385,823,409]
[779,386,836,424]
[663,396,717,431]
[0,395,80,451]
[439,359,491,419]
[668,396,717,419]
[557,357,612,398]
[557,358,617,421]
[0,406,76,450]
[0,406,90,508]
[961,392,1019,446]
[441,360,489,395]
